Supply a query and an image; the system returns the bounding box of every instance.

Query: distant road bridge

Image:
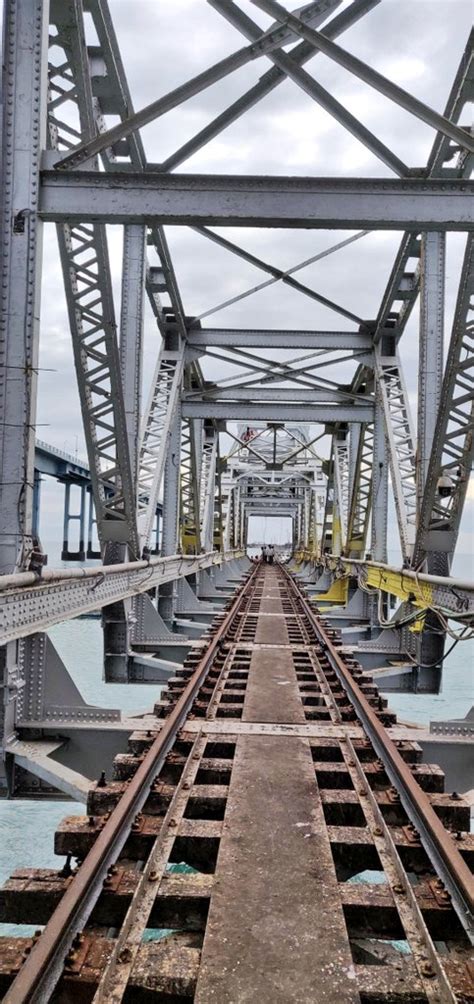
[34,441,161,560]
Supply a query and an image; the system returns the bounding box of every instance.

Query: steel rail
[3,563,260,1004]
[289,580,457,1001]
[281,564,474,943]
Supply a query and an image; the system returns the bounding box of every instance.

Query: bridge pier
[61,482,86,562]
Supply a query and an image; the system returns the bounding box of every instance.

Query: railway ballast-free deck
[0,563,473,1003]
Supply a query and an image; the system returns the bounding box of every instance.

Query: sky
[32,0,473,567]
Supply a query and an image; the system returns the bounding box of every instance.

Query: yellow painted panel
[315,578,349,604]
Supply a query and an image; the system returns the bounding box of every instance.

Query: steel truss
[48,0,139,557]
[1,0,473,789]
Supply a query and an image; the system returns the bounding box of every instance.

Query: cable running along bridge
[0,0,473,1001]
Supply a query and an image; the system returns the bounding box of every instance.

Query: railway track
[0,562,473,1003]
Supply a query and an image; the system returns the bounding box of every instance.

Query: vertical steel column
[0,0,49,574]
[113,225,146,665]
[120,225,146,483]
[371,382,388,563]
[333,432,349,552]
[369,381,388,629]
[417,233,446,671]
[223,487,234,551]
[303,486,312,551]
[158,406,182,624]
[239,495,246,550]
[321,453,334,555]
[348,424,361,502]
[234,487,242,549]
[417,233,445,515]
[0,0,49,783]
[199,426,217,552]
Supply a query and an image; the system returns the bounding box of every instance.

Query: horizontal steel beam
[188,328,371,349]
[0,551,242,645]
[186,387,371,403]
[182,401,374,421]
[244,509,297,515]
[40,170,474,230]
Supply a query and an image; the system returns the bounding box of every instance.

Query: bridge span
[1,561,473,1002]
[0,0,473,1000]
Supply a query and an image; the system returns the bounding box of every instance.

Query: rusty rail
[2,564,259,1004]
[2,560,473,1001]
[282,563,474,943]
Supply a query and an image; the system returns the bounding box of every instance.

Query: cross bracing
[0,0,473,788]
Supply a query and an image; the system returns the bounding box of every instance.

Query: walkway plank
[195,733,357,1004]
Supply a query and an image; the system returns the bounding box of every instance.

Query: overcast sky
[35,0,473,566]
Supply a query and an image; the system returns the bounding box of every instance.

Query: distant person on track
[267,544,275,565]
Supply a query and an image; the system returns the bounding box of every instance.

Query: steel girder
[40,6,326,166]
[83,1,188,342]
[417,233,446,515]
[187,328,370,350]
[333,436,350,550]
[40,171,474,230]
[0,0,50,781]
[307,487,318,552]
[74,7,208,559]
[252,0,473,154]
[414,234,474,568]
[49,6,135,541]
[0,0,49,575]
[346,421,374,556]
[199,430,218,553]
[161,0,381,174]
[51,0,201,559]
[120,225,146,481]
[158,407,182,623]
[180,416,202,554]
[0,551,239,646]
[301,486,313,550]
[137,337,185,548]
[371,383,388,563]
[187,387,371,403]
[373,32,473,344]
[211,0,407,177]
[222,487,235,551]
[374,348,417,559]
[182,401,374,422]
[320,452,335,556]
[48,1,139,556]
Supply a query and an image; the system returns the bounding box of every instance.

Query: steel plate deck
[196,569,356,1002]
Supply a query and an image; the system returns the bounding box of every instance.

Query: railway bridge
[0,0,473,1000]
